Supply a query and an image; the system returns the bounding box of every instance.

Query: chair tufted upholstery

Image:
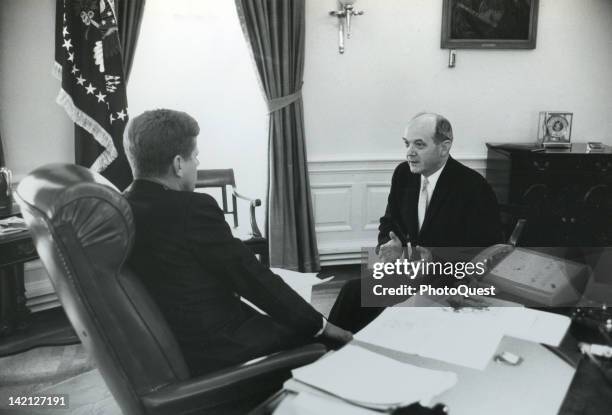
[15,164,325,415]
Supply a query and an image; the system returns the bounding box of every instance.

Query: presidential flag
[54,0,132,189]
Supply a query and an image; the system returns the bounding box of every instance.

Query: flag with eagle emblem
[54,0,132,189]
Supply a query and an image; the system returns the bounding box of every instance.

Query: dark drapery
[117,0,146,81]
[74,0,146,190]
[235,0,319,271]
[0,132,5,166]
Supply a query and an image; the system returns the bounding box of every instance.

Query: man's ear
[171,155,184,177]
[439,140,452,157]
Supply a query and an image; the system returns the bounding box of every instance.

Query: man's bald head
[406,112,453,144]
[402,113,453,176]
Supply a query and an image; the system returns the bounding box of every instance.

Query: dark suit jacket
[329,158,504,332]
[378,157,503,248]
[124,180,322,375]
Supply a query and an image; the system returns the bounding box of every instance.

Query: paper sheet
[291,345,457,409]
[502,307,570,346]
[354,305,571,371]
[270,267,334,303]
[355,307,505,370]
[243,269,333,312]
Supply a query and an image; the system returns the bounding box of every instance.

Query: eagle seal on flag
[54,0,130,184]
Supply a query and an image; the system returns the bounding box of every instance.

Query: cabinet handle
[561,217,567,223]
[570,217,576,223]
[532,160,550,171]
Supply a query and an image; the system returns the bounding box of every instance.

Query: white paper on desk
[501,307,570,346]
[273,392,379,415]
[270,268,333,303]
[243,269,333,312]
[291,345,457,408]
[355,307,505,370]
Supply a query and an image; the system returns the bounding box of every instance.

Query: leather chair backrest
[15,164,190,415]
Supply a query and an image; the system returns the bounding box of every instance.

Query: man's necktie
[418,176,429,232]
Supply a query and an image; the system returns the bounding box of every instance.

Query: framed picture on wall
[441,0,539,49]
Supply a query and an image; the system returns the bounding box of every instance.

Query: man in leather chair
[123,109,352,376]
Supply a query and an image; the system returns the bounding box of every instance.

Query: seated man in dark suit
[330,112,503,332]
[123,109,352,376]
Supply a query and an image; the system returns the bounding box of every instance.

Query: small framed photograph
[441,0,539,49]
[538,112,573,148]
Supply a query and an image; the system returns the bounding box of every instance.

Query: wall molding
[309,156,487,266]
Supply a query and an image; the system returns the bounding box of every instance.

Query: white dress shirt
[418,161,447,231]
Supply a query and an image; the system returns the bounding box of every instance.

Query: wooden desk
[0,203,35,337]
[0,203,78,356]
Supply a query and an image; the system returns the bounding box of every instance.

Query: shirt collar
[421,159,447,192]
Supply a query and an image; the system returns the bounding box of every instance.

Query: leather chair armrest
[233,190,263,238]
[141,343,327,415]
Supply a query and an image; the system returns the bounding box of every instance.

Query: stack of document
[287,345,457,411]
[0,216,28,237]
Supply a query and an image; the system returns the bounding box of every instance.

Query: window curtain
[0,132,4,166]
[235,0,319,272]
[74,0,146,190]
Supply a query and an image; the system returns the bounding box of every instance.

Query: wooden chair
[196,169,269,266]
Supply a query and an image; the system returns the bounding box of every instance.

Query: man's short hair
[124,109,200,177]
[411,112,454,144]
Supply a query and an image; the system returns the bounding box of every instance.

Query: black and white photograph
[1,1,612,414]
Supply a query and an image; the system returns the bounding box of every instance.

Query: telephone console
[473,245,589,307]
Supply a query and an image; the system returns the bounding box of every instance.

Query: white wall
[3,0,611,187]
[0,0,73,178]
[2,0,612,264]
[304,0,612,160]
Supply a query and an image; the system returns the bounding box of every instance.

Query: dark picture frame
[441,0,539,49]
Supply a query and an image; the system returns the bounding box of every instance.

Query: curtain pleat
[236,0,320,271]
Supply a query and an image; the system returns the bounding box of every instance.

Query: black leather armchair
[15,164,325,415]
[196,169,269,266]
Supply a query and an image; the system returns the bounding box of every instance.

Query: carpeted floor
[0,265,359,414]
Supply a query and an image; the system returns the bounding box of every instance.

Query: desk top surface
[261,337,584,415]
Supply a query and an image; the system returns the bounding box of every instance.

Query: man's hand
[321,322,353,345]
[378,231,403,262]
[413,245,432,262]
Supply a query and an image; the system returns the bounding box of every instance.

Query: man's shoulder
[125,183,219,215]
[391,161,417,184]
[446,157,489,187]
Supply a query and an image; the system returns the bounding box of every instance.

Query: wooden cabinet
[486,143,612,246]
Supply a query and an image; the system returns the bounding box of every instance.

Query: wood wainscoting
[308,156,486,266]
